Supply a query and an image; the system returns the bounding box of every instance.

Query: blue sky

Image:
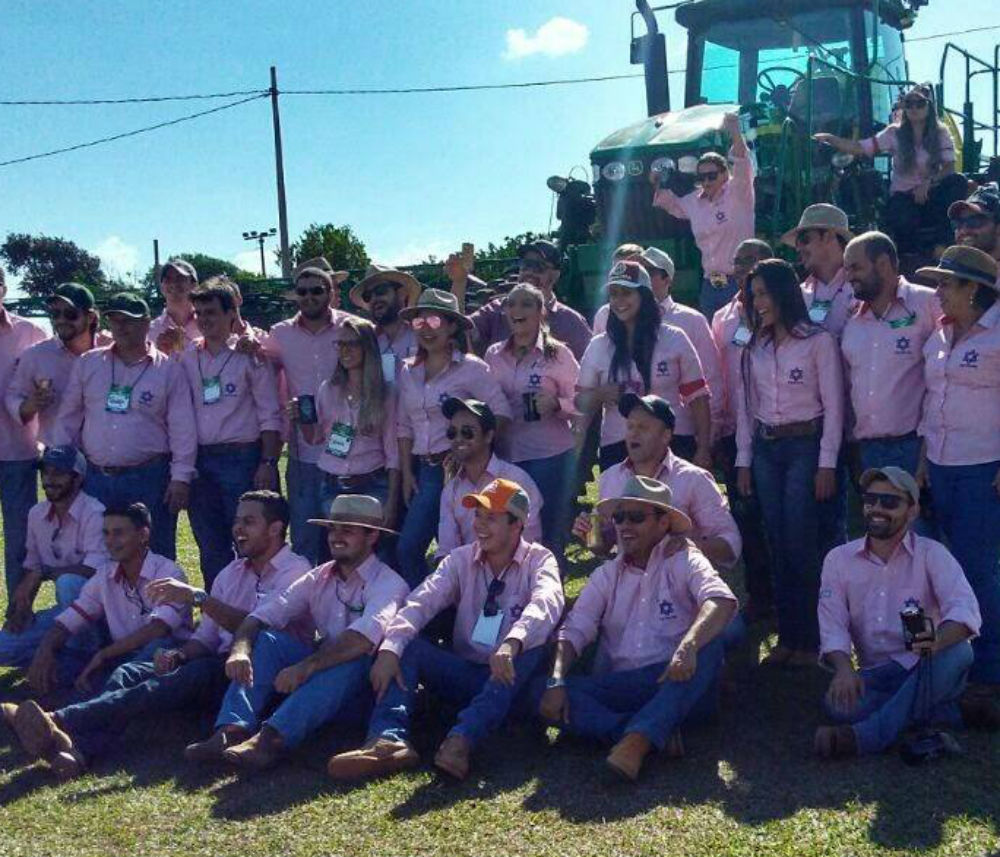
[2,0,997,294]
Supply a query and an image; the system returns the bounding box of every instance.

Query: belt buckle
[336,475,356,490]
[709,273,729,289]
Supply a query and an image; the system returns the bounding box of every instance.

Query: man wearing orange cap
[327,478,564,782]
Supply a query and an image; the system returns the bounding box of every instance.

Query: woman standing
[485,283,580,559]
[735,259,844,667]
[577,260,710,471]
[394,289,511,587]
[917,246,1000,687]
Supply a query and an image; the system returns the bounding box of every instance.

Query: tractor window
[701,40,740,104]
[865,14,908,125]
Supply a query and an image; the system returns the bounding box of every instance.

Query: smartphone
[297,394,318,425]
[522,392,541,422]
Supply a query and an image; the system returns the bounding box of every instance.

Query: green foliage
[474,230,556,262]
[290,223,369,271]
[137,253,263,303]
[0,232,106,298]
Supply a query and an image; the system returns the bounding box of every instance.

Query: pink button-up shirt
[558,537,736,674]
[598,452,741,562]
[253,552,409,647]
[711,296,751,438]
[24,491,109,574]
[378,323,419,383]
[841,278,941,440]
[53,343,198,482]
[735,327,844,468]
[178,340,283,446]
[484,336,579,462]
[801,268,858,339]
[56,551,193,640]
[860,125,956,194]
[381,539,564,664]
[436,454,544,557]
[148,309,201,354]
[191,545,312,655]
[818,532,980,671]
[578,324,709,445]
[396,350,511,456]
[261,309,353,464]
[652,154,755,276]
[920,302,1000,465]
[314,380,399,476]
[0,308,48,460]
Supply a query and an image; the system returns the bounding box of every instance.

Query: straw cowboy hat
[307,494,398,535]
[916,245,999,291]
[349,263,422,310]
[398,288,473,330]
[293,256,349,286]
[780,203,854,247]
[596,474,692,534]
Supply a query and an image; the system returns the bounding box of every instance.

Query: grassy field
[0,493,998,857]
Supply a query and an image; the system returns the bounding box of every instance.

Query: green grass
[0,491,998,857]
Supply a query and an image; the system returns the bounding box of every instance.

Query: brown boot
[184,727,247,763]
[222,727,287,770]
[48,748,87,782]
[814,725,858,759]
[433,734,472,780]
[13,700,71,759]
[326,737,419,781]
[606,732,652,782]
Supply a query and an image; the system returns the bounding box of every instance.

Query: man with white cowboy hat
[349,263,422,381]
[536,474,737,782]
[190,494,409,769]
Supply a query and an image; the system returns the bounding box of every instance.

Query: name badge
[471,609,504,647]
[808,299,832,325]
[202,376,222,405]
[889,313,917,329]
[731,323,751,347]
[325,422,356,458]
[381,352,396,384]
[105,384,133,414]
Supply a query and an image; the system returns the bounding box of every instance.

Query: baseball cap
[160,258,198,283]
[949,183,1000,222]
[859,466,920,505]
[441,397,497,432]
[639,247,676,280]
[618,393,676,430]
[104,292,151,319]
[48,282,95,312]
[607,259,652,291]
[461,477,530,523]
[39,445,87,477]
[518,239,562,269]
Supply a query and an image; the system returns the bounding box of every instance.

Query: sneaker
[326,738,419,781]
[814,725,858,759]
[605,732,652,782]
[184,728,245,763]
[433,735,472,781]
[222,728,287,770]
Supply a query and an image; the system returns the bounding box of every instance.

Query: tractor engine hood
[590,103,738,164]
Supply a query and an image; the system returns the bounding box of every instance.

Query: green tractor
[556,0,999,314]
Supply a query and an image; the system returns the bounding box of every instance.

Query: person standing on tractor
[648,113,755,320]
[815,83,968,258]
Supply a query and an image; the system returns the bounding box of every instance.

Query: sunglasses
[795,229,827,247]
[904,98,929,109]
[519,258,550,273]
[337,339,362,350]
[361,282,397,303]
[483,577,506,617]
[446,425,478,440]
[612,509,656,525]
[951,214,991,231]
[49,307,81,321]
[295,286,327,297]
[862,491,908,511]
[411,315,444,331]
[734,254,760,268]
[695,170,721,183]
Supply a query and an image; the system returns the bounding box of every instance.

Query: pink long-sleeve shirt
[735,327,844,469]
[24,491,109,574]
[378,324,419,384]
[920,302,1000,466]
[859,125,956,194]
[380,539,564,664]
[314,380,399,476]
[841,278,941,440]
[801,268,858,339]
[0,308,48,460]
[558,538,736,674]
[710,296,751,439]
[818,532,980,672]
[148,309,201,354]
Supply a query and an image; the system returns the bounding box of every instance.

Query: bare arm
[813,133,865,156]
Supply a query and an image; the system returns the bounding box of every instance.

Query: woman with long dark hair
[815,83,967,254]
[577,260,710,471]
[735,259,844,667]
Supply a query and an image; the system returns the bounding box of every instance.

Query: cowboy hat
[349,264,422,310]
[307,494,398,535]
[398,288,473,330]
[596,474,692,534]
[916,245,999,291]
[780,204,854,247]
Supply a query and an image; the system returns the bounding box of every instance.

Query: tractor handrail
[938,42,999,169]
[629,1,693,41]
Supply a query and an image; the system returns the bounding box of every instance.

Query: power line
[0,93,268,168]
[282,72,645,96]
[907,23,1000,43]
[0,89,268,106]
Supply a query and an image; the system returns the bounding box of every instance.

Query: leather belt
[198,441,261,456]
[325,468,386,492]
[754,417,823,441]
[87,453,169,477]
[861,430,918,444]
[419,451,448,467]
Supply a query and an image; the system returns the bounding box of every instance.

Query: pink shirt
[841,278,941,440]
[598,452,741,564]
[558,537,736,674]
[261,309,353,464]
[0,309,48,460]
[436,455,544,557]
[315,380,399,476]
[6,333,113,447]
[396,351,511,456]
[578,324,709,445]
[735,327,845,469]
[801,268,858,339]
[818,532,980,671]
[253,553,409,647]
[191,545,312,655]
[378,324,419,384]
[148,309,201,354]
[920,302,1000,465]
[381,539,564,664]
[56,551,193,640]
[652,154,755,275]
[711,296,751,438]
[484,336,579,462]
[53,344,197,482]
[178,341,283,446]
[860,125,956,194]
[24,491,108,574]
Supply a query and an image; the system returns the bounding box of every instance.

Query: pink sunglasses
[412,315,444,331]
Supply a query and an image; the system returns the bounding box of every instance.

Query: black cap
[441,397,497,432]
[949,182,1000,222]
[104,292,151,319]
[518,239,562,268]
[618,393,676,430]
[48,282,96,312]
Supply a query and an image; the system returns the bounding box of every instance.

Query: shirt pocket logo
[788,367,804,385]
[658,599,676,619]
[894,336,912,355]
[528,373,542,388]
[224,382,238,396]
[960,349,979,368]
[656,360,670,377]
[138,390,154,406]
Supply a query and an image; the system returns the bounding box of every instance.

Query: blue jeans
[84,457,175,560]
[519,449,576,564]
[0,574,96,666]
[530,637,725,749]
[189,446,260,589]
[286,457,326,566]
[824,641,972,754]
[0,459,37,609]
[817,453,849,559]
[928,461,1000,684]
[396,459,444,589]
[700,276,739,320]
[752,434,821,650]
[368,637,547,748]
[215,629,371,748]
[51,637,169,703]
[319,470,392,564]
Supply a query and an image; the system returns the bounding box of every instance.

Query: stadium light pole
[242,227,277,277]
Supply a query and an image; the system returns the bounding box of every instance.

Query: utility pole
[270,66,292,279]
[153,239,161,284]
[242,228,277,278]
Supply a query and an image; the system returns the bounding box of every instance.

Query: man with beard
[949,184,1000,275]
[815,467,998,759]
[348,264,422,383]
[149,258,201,356]
[841,233,940,477]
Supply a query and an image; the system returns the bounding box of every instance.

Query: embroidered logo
[528,373,542,388]
[656,360,670,376]
[659,599,676,618]
[902,597,921,610]
[438,392,450,405]
[138,390,154,406]
[715,210,727,223]
[788,367,804,384]
[961,349,979,367]
[895,336,911,354]
[224,382,237,395]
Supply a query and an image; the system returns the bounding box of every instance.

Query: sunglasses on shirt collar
[483,577,505,617]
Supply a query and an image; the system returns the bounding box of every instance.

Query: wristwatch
[545,677,567,690]
[192,588,209,607]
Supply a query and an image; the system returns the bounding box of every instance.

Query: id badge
[381,352,396,384]
[731,323,751,347]
[105,384,133,414]
[325,423,356,458]
[471,609,504,647]
[808,300,832,324]
[202,376,222,405]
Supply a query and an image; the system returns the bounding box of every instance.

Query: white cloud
[231,249,279,277]
[95,235,140,278]
[380,239,452,267]
[503,17,588,60]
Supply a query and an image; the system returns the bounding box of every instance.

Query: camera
[900,604,932,651]
[522,392,541,423]
[297,394,318,425]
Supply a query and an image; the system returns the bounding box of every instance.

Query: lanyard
[111,352,153,390]
[335,575,364,614]
[197,346,236,384]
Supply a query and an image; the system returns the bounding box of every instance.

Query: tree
[289,223,369,272]
[475,230,556,262]
[138,252,261,302]
[1,233,106,298]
